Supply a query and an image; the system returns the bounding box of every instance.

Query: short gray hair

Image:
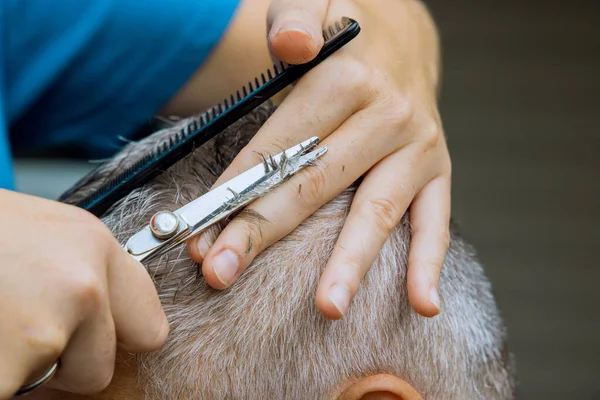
[63,102,516,399]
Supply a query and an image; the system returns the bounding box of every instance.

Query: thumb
[267,0,329,64]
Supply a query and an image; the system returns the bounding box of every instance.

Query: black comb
[60,17,360,217]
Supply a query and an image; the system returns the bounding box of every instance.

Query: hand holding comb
[60,17,360,217]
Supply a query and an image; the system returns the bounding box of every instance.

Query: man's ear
[337,374,423,400]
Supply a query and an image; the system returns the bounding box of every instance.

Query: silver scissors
[124,136,327,263]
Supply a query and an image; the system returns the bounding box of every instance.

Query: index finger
[107,242,169,353]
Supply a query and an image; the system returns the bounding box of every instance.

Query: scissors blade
[125,137,326,262]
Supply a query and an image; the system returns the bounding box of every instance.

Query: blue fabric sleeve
[1,0,240,190]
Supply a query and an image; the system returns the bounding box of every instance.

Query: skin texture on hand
[180,0,450,320]
[0,190,168,399]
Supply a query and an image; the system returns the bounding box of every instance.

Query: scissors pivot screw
[149,211,179,240]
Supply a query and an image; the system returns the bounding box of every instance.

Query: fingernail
[328,284,352,316]
[276,22,312,37]
[429,287,441,312]
[196,234,210,259]
[212,249,240,286]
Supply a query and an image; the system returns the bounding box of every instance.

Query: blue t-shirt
[1,0,240,189]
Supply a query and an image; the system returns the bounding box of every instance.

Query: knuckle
[73,209,116,251]
[345,257,365,279]
[72,207,108,234]
[247,142,289,168]
[66,272,104,312]
[341,262,363,293]
[366,197,402,237]
[387,92,415,129]
[296,164,330,209]
[68,203,96,221]
[426,255,446,274]
[332,58,371,96]
[419,121,443,150]
[237,214,266,255]
[21,325,67,361]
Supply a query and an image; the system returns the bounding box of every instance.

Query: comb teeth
[186,60,293,140]
[68,17,360,216]
[323,16,352,41]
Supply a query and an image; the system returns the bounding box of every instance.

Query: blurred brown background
[426,1,600,398]
[13,1,600,398]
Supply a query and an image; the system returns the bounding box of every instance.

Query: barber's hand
[0,190,168,399]
[188,0,450,319]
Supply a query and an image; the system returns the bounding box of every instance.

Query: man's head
[53,103,515,399]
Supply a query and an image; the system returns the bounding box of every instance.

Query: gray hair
[63,102,516,399]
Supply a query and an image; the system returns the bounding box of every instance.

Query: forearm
[406,0,441,94]
[351,0,441,94]
[161,0,275,117]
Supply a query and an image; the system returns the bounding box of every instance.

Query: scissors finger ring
[13,360,60,397]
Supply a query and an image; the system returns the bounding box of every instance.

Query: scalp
[61,102,515,399]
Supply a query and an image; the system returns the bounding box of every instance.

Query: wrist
[346,0,440,93]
